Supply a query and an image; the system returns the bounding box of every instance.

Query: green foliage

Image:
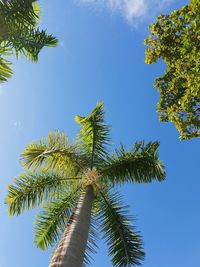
[0,0,38,26]
[75,102,110,168]
[83,216,99,266]
[0,53,12,81]
[21,131,83,174]
[34,186,81,250]
[98,190,144,266]
[100,141,165,184]
[144,0,200,140]
[7,103,166,266]
[0,0,57,82]
[6,172,71,216]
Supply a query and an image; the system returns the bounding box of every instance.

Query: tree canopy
[0,0,57,82]
[144,0,200,140]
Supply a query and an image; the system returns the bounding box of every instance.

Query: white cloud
[76,0,173,25]
[59,40,65,47]
[124,0,147,22]
[13,121,21,128]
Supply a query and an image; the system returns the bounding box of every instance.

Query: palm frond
[75,102,110,168]
[100,141,166,184]
[6,171,76,216]
[0,56,13,82]
[97,189,144,267]
[34,186,82,250]
[0,0,57,82]
[21,131,84,172]
[6,27,57,62]
[83,213,99,266]
[0,0,38,26]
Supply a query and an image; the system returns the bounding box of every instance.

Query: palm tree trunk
[49,185,94,267]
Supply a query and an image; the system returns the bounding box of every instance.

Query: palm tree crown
[6,103,166,266]
[0,0,57,82]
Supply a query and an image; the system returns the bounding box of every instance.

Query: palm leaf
[6,27,57,62]
[6,171,76,216]
[0,0,38,27]
[83,213,99,266]
[0,0,57,82]
[21,131,84,172]
[0,56,13,82]
[34,186,82,250]
[75,102,110,168]
[100,141,166,184]
[98,189,144,267]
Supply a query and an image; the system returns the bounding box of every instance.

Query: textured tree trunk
[49,185,94,267]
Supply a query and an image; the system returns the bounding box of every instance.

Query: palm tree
[0,0,57,82]
[6,102,166,267]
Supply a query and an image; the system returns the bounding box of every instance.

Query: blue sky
[0,0,199,266]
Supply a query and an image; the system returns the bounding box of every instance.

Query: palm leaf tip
[98,190,145,266]
[145,141,166,181]
[75,102,111,168]
[0,57,13,82]
[75,102,106,131]
[75,102,104,123]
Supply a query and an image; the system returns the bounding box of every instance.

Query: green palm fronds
[100,141,166,184]
[98,190,144,266]
[6,171,77,216]
[21,131,83,172]
[0,0,57,82]
[75,102,110,168]
[6,103,166,266]
[0,55,13,81]
[35,186,82,250]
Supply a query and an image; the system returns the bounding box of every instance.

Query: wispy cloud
[59,40,65,47]
[13,121,21,128]
[76,0,173,25]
